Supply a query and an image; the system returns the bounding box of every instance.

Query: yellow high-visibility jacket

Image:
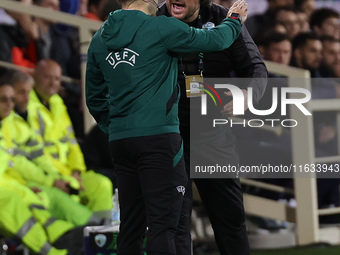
[27,91,113,214]
[0,179,75,249]
[0,185,69,255]
[28,90,86,175]
[2,111,80,188]
[0,120,10,177]
[0,112,57,186]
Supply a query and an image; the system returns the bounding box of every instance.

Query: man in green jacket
[85,0,248,254]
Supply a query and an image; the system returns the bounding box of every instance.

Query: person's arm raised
[158,0,249,53]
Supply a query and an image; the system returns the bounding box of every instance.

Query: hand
[30,187,42,194]
[318,125,336,144]
[54,179,70,194]
[72,170,82,183]
[7,11,40,39]
[227,0,249,24]
[221,89,248,116]
[72,170,85,191]
[19,16,40,40]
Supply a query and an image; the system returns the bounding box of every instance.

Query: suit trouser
[110,133,188,255]
[175,138,250,255]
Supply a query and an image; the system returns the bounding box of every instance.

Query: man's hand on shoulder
[221,89,248,116]
[227,0,249,24]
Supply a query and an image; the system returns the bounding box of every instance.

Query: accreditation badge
[202,22,215,30]
[185,75,204,98]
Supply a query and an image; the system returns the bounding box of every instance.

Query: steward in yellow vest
[28,60,113,221]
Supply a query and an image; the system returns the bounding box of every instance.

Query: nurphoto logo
[199,83,312,128]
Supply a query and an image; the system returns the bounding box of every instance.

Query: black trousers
[110,133,188,255]
[175,137,250,255]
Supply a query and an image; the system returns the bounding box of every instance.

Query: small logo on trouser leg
[95,234,107,247]
[176,186,185,196]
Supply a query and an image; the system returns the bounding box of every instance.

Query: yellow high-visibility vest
[28,90,86,175]
[1,112,56,186]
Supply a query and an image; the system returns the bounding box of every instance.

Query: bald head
[33,59,62,102]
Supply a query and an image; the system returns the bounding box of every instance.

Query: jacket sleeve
[157,16,241,53]
[0,138,10,177]
[229,25,268,103]
[85,41,109,135]
[19,124,60,176]
[25,134,61,178]
[1,115,57,187]
[12,155,56,187]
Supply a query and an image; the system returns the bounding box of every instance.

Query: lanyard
[180,13,204,77]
